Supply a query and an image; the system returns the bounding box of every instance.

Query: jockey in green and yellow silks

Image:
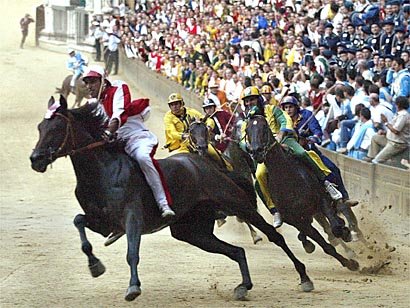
[240,87,342,228]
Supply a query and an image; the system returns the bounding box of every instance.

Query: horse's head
[30,95,107,172]
[245,115,274,163]
[188,118,209,155]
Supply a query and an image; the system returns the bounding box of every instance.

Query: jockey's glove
[215,133,226,141]
[102,130,116,143]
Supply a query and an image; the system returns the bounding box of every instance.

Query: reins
[53,112,106,159]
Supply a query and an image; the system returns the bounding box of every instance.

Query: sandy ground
[1,1,409,307]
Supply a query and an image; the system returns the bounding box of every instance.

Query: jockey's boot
[270,208,283,228]
[159,204,175,218]
[104,231,125,247]
[324,180,343,201]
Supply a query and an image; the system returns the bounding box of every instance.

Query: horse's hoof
[253,235,263,245]
[347,259,360,271]
[89,260,106,277]
[300,280,314,292]
[233,285,248,301]
[332,226,343,238]
[341,228,352,242]
[125,285,141,301]
[302,240,316,254]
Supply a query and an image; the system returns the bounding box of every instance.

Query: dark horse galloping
[30,96,315,301]
[244,115,359,271]
[56,75,89,108]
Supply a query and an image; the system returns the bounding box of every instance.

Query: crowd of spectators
[89,0,410,168]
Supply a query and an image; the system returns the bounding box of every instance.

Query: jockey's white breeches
[120,129,170,207]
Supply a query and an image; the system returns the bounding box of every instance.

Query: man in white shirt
[347,108,376,159]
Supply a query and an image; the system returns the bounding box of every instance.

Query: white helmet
[202,98,217,108]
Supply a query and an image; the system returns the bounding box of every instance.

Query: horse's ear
[59,95,68,110]
[48,96,55,108]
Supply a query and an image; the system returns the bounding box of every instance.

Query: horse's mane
[70,102,109,140]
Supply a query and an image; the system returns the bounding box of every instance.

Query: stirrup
[104,231,125,247]
[324,180,343,201]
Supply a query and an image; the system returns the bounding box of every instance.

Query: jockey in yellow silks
[163,93,232,170]
[240,87,342,228]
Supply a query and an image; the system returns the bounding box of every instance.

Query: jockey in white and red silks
[82,65,175,219]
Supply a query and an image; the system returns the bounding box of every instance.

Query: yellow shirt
[164,107,203,152]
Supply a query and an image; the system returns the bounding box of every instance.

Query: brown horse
[30,96,315,302]
[244,114,359,271]
[55,74,89,108]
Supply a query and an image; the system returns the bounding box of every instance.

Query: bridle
[187,120,208,153]
[41,112,106,162]
[245,115,277,160]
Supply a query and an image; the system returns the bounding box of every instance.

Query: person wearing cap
[392,26,406,57]
[90,20,104,62]
[106,25,121,76]
[82,65,175,229]
[19,13,34,49]
[280,96,359,209]
[163,92,203,154]
[319,23,340,55]
[241,87,343,228]
[67,49,88,93]
[379,19,395,55]
[202,98,233,152]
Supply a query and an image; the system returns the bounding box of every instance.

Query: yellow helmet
[168,93,183,104]
[261,84,273,94]
[241,86,260,101]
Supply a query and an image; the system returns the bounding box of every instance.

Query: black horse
[244,115,359,271]
[56,74,89,108]
[30,96,315,301]
[188,119,263,244]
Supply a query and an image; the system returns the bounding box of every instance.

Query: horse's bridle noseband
[245,115,277,160]
[39,112,105,163]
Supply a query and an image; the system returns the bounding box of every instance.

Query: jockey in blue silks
[280,96,359,207]
[67,48,88,91]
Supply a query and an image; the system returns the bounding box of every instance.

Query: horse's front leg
[124,203,143,301]
[73,214,106,277]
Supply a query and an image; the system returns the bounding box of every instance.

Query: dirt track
[1,1,409,307]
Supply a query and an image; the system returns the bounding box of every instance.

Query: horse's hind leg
[314,213,357,259]
[297,232,315,253]
[170,210,252,300]
[336,203,363,242]
[320,200,351,242]
[302,223,359,271]
[246,222,263,244]
[242,212,314,292]
[73,214,106,277]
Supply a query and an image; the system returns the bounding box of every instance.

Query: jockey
[164,93,232,170]
[241,87,343,228]
[82,65,175,245]
[67,48,88,92]
[164,92,204,154]
[280,96,359,208]
[202,98,234,153]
